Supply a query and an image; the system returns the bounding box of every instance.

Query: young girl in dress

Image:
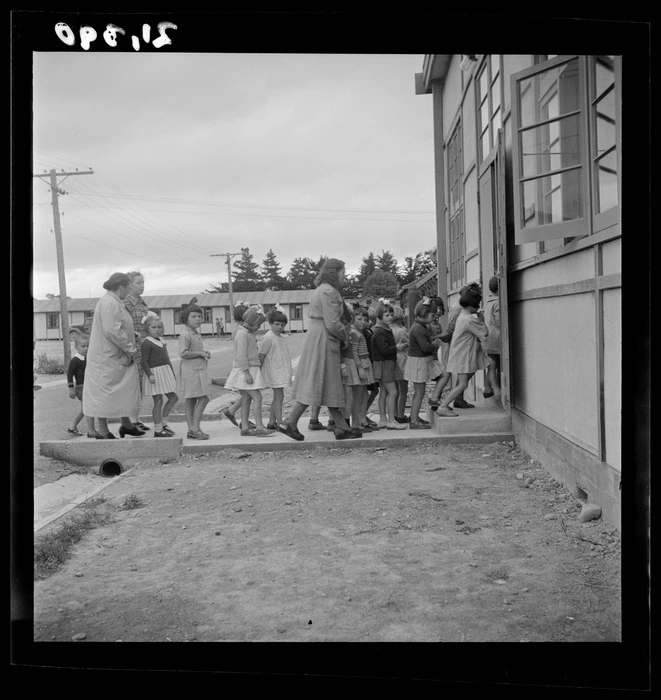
[225,306,274,437]
[390,304,409,424]
[66,333,96,437]
[339,303,357,430]
[348,305,375,432]
[436,288,490,417]
[141,315,178,437]
[371,299,408,430]
[177,303,211,440]
[221,302,251,428]
[258,305,293,432]
[404,298,444,429]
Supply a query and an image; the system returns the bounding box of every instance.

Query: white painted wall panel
[34,314,46,340]
[464,168,479,254]
[517,249,594,291]
[462,79,476,172]
[443,55,463,141]
[466,255,481,285]
[602,288,621,471]
[601,237,621,276]
[512,294,598,453]
[502,55,534,113]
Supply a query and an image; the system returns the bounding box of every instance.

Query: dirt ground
[32,439,621,644]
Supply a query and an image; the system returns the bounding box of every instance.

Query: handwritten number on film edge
[55,22,177,51]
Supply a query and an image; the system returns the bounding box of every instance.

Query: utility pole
[210,252,241,334]
[33,168,94,366]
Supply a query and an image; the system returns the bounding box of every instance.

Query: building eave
[415,54,453,95]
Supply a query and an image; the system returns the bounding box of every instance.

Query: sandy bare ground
[33,440,621,644]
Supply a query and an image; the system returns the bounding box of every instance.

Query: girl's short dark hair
[353,304,369,319]
[341,303,354,324]
[180,304,202,324]
[459,289,482,308]
[267,308,288,325]
[375,301,394,319]
[489,276,499,294]
[414,300,433,318]
[233,304,249,321]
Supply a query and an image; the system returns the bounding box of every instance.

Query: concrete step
[425,398,512,438]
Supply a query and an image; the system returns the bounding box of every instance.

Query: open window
[511,55,621,245]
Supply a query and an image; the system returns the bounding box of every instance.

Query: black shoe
[154,429,172,437]
[308,419,326,431]
[453,399,475,409]
[326,420,336,432]
[221,408,239,426]
[266,422,279,430]
[334,427,360,440]
[133,422,150,431]
[95,431,116,439]
[283,423,305,441]
[119,425,145,438]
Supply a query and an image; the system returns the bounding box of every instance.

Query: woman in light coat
[82,272,144,439]
[282,258,360,441]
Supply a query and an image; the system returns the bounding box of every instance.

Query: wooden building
[33,289,316,339]
[416,54,621,526]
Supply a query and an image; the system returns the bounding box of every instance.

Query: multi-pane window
[46,312,59,329]
[591,56,618,215]
[477,55,502,162]
[173,309,181,325]
[290,304,303,321]
[202,307,213,324]
[512,55,621,245]
[447,122,465,289]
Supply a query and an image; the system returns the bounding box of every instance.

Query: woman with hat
[82,272,144,439]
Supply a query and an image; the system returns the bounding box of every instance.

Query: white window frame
[447,120,465,291]
[511,55,591,244]
[476,54,502,164]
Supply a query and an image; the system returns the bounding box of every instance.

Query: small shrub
[35,352,66,375]
[118,494,145,510]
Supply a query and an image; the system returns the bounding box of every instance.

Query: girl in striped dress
[141,315,178,437]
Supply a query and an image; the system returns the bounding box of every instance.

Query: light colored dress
[482,293,501,355]
[348,327,374,386]
[82,291,140,418]
[141,336,176,396]
[177,326,208,398]
[292,282,348,408]
[258,330,292,388]
[445,310,490,374]
[225,325,266,391]
[392,323,409,381]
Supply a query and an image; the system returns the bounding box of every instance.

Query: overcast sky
[32,51,436,299]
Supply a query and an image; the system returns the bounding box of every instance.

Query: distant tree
[362,270,399,300]
[376,249,398,276]
[203,282,229,294]
[287,257,316,289]
[397,252,437,286]
[232,247,265,292]
[310,255,328,275]
[341,272,362,299]
[357,252,377,283]
[261,249,287,290]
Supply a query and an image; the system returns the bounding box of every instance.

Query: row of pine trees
[205,248,436,298]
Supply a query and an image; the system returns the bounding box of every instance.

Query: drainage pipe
[99,458,123,477]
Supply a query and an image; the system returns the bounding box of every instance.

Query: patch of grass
[118,494,145,510]
[35,352,66,375]
[34,506,115,580]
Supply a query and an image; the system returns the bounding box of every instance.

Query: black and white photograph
[12,10,650,689]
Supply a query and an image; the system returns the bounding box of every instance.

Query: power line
[69,190,436,216]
